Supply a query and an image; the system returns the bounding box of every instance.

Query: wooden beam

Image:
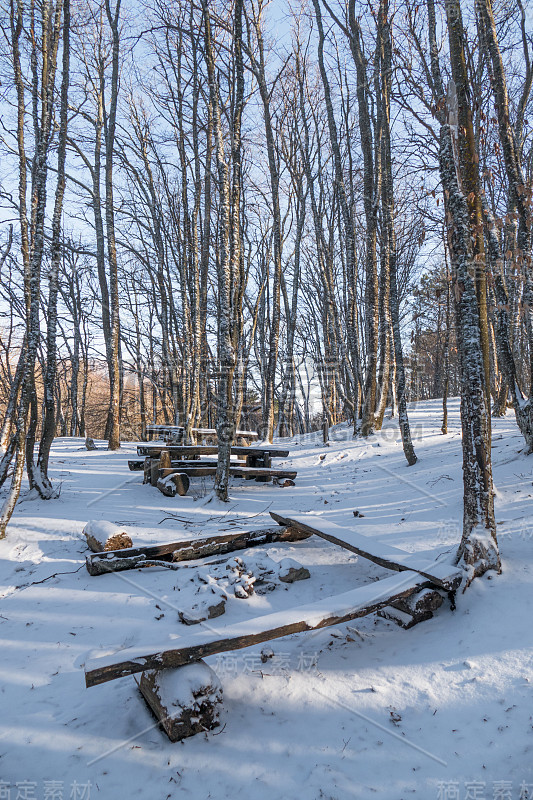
[137,445,290,458]
[85,568,441,687]
[270,513,463,591]
[159,466,297,480]
[85,525,311,576]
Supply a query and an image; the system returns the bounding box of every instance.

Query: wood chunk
[391,588,444,619]
[378,589,444,629]
[157,473,190,497]
[159,450,172,469]
[278,558,310,583]
[128,460,144,471]
[83,520,130,553]
[138,661,222,742]
[377,606,415,629]
[104,533,133,551]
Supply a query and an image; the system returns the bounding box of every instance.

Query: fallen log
[85,524,310,576]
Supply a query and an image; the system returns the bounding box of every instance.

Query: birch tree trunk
[33,0,70,496]
[478,0,533,449]
[437,0,500,581]
[103,0,122,450]
[201,0,237,501]
[379,0,417,464]
[0,0,62,535]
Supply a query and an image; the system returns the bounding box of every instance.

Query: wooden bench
[83,509,465,748]
[84,558,462,687]
[134,444,295,493]
[159,465,297,481]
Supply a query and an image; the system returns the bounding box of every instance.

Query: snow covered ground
[1,397,532,800]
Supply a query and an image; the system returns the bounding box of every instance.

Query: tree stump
[138,661,223,742]
[157,473,190,497]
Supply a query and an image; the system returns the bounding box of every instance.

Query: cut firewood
[104,533,133,551]
[138,661,223,742]
[157,473,190,497]
[378,588,444,629]
[83,520,131,553]
[85,566,454,687]
[85,525,311,576]
[159,450,172,470]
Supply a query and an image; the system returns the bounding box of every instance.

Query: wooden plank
[130,456,249,471]
[270,513,463,591]
[159,466,297,480]
[85,524,311,576]
[166,459,247,468]
[85,568,438,687]
[137,445,290,458]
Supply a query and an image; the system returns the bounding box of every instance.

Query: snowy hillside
[1,398,532,799]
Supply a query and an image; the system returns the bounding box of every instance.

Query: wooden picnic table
[132,444,295,493]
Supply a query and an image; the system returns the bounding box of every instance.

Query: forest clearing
[1,0,533,795]
[0,399,532,798]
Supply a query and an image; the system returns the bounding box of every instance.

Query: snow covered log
[156,472,190,497]
[378,588,445,629]
[85,524,310,576]
[83,520,133,553]
[138,661,223,742]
